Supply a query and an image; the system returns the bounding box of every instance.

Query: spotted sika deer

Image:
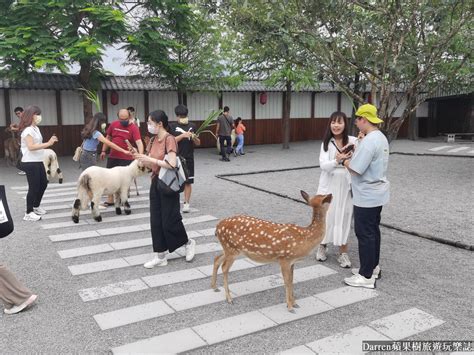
[211,191,332,312]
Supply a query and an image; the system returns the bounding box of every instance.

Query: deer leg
[290,264,299,308]
[114,192,122,215]
[134,178,139,196]
[72,199,81,223]
[280,260,295,313]
[222,255,236,304]
[211,254,225,291]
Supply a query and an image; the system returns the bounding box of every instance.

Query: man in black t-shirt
[169,104,201,213]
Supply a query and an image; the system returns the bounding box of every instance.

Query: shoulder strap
[331,140,341,153]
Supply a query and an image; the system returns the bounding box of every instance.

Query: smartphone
[342,144,355,154]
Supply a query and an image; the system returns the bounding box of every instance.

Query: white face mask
[147,123,157,135]
[34,115,42,125]
[101,123,106,131]
[178,117,189,125]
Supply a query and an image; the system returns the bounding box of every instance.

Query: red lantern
[110,91,119,106]
[259,92,267,105]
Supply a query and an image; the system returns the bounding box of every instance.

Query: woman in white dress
[316,111,356,268]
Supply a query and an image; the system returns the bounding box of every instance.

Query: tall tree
[0,1,126,120]
[299,0,472,141]
[126,0,226,105]
[223,0,317,149]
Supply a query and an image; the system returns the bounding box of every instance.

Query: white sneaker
[344,274,376,289]
[23,212,41,221]
[352,265,381,279]
[144,255,168,269]
[337,253,351,268]
[33,207,47,215]
[315,244,327,261]
[182,203,190,213]
[4,294,37,314]
[17,170,26,175]
[185,238,196,262]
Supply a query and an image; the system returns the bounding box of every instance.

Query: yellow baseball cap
[355,104,384,124]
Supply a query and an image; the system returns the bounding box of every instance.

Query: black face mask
[120,120,129,127]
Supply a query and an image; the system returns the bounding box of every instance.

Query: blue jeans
[236,134,244,154]
[353,205,383,279]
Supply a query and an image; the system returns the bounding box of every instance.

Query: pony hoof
[124,209,131,215]
[72,216,79,224]
[59,179,63,184]
[115,208,122,215]
[94,216,102,222]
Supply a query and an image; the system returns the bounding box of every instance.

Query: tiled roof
[0,73,337,92]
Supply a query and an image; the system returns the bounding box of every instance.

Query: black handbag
[0,185,14,239]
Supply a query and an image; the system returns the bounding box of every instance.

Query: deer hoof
[293,303,300,308]
[226,299,233,304]
[213,288,220,292]
[288,308,296,314]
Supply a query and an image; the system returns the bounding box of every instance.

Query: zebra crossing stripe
[80,257,256,302]
[11,181,78,190]
[16,185,144,195]
[42,204,149,220]
[43,205,198,220]
[428,146,452,151]
[282,308,444,354]
[58,228,214,259]
[41,212,152,229]
[111,286,377,353]
[36,191,149,204]
[48,215,217,241]
[68,242,222,275]
[94,265,337,330]
[37,195,151,211]
[469,150,474,154]
[447,146,470,153]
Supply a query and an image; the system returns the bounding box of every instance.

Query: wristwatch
[340,158,346,166]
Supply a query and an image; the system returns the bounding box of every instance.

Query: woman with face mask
[133,110,196,268]
[79,113,131,170]
[18,105,58,221]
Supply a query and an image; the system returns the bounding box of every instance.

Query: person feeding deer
[315,111,357,268]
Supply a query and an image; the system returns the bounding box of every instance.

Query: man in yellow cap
[340,103,390,289]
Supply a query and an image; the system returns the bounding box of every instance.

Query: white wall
[106,91,145,121]
[187,92,218,121]
[0,90,5,126]
[315,93,338,117]
[148,91,179,121]
[256,92,282,119]
[340,94,355,117]
[290,92,312,118]
[61,90,84,125]
[416,101,429,117]
[9,89,57,125]
[222,92,251,120]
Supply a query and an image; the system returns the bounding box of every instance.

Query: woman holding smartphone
[315,111,356,268]
[18,106,58,221]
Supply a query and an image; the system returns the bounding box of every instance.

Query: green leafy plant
[194,109,222,139]
[78,88,101,113]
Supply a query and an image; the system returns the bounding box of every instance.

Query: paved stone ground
[0,139,472,353]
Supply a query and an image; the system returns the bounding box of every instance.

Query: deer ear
[322,194,332,205]
[300,190,310,204]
